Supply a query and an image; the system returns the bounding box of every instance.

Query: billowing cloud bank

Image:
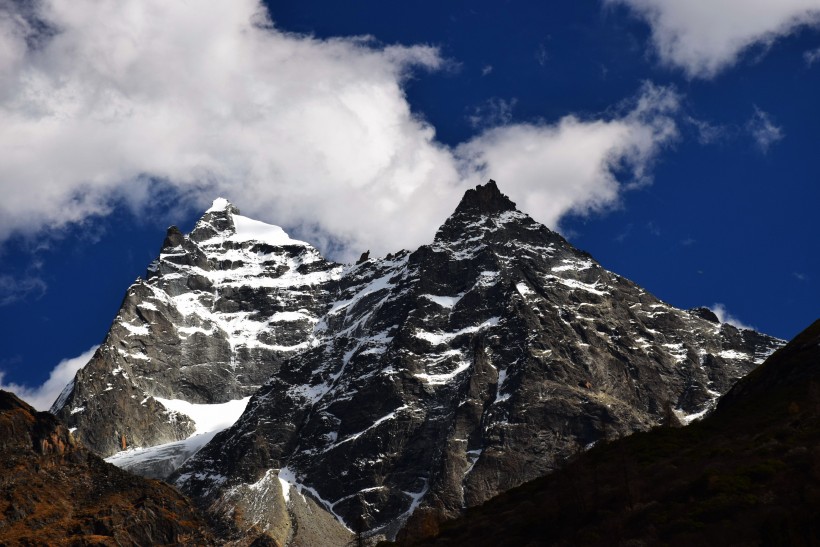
[608,0,820,78]
[1,0,678,260]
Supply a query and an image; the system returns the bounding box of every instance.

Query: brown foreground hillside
[390,319,820,546]
[0,390,216,546]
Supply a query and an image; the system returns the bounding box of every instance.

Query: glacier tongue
[105,396,252,479]
[105,430,221,480]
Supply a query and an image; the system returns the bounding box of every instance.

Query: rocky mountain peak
[161,225,185,250]
[168,181,782,543]
[455,180,516,216]
[688,306,720,323]
[433,179,542,249]
[189,197,240,243]
[55,193,341,458]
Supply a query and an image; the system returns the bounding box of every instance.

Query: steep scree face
[53,198,342,457]
[172,181,783,542]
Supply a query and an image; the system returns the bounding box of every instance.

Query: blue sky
[1,0,818,408]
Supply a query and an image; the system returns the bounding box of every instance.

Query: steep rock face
[398,319,820,547]
[173,181,783,542]
[0,390,217,546]
[53,198,342,457]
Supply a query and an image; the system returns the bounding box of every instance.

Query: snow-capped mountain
[52,198,342,457]
[53,181,782,544]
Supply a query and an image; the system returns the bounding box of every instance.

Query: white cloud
[457,83,679,227]
[0,345,98,411]
[0,0,679,262]
[746,107,784,153]
[607,0,820,78]
[710,303,754,331]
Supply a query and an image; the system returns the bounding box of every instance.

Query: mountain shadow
[389,319,820,546]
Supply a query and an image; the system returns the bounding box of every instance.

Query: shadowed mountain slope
[391,319,820,546]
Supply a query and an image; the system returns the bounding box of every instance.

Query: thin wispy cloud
[746,107,784,153]
[685,116,728,145]
[535,44,549,66]
[0,274,47,306]
[607,0,820,78]
[467,97,517,129]
[0,0,679,262]
[645,220,661,236]
[615,223,633,243]
[0,346,98,411]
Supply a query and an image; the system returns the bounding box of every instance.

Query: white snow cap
[206,197,232,213]
[202,197,308,247]
[231,214,307,246]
